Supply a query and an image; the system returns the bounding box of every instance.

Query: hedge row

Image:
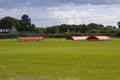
[44,33,119,38]
[0,32,120,39]
[0,34,18,39]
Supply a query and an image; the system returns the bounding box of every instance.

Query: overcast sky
[0,0,120,27]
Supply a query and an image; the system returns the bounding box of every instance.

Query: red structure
[67,36,110,40]
[86,36,99,40]
[18,36,44,41]
[66,36,89,40]
[86,36,110,40]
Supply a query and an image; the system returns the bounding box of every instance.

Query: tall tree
[21,14,35,31]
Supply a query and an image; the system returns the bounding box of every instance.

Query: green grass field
[0,38,120,80]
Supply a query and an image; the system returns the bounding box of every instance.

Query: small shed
[86,36,110,40]
[67,36,89,40]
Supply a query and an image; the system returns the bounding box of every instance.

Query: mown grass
[0,38,120,80]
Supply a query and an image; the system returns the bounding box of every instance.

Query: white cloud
[0,8,5,11]
[49,4,120,26]
[0,3,120,27]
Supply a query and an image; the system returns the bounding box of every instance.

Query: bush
[0,34,18,39]
[114,32,120,37]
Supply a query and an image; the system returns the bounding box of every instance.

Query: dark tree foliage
[37,23,119,38]
[21,14,36,31]
[0,15,36,31]
[42,23,115,34]
[0,16,22,31]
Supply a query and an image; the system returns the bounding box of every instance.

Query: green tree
[46,26,59,33]
[0,16,22,31]
[59,24,69,33]
[88,23,103,32]
[80,24,89,33]
[53,26,60,33]
[21,14,35,31]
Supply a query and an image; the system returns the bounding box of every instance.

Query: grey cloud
[0,0,120,9]
[59,0,120,5]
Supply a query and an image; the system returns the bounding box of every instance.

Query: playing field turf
[0,38,120,80]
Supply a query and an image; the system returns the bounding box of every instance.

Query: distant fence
[17,31,43,37]
[0,31,43,39]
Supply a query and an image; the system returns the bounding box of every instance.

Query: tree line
[0,14,36,31]
[37,24,120,38]
[0,14,120,38]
